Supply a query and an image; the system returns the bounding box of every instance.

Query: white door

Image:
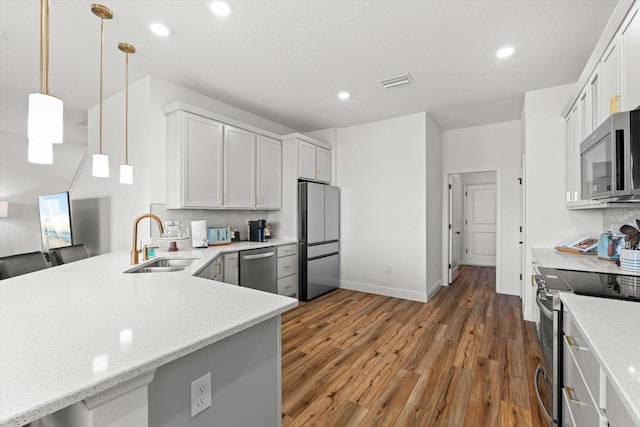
[465,184,497,266]
[448,174,463,283]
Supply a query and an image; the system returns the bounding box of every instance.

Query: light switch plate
[190,372,212,418]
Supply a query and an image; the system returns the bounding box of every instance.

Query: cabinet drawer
[277,255,297,278]
[606,377,635,427]
[563,339,600,427]
[278,274,298,297]
[564,308,601,401]
[277,244,297,258]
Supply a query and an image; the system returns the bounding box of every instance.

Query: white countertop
[560,293,640,426]
[532,247,640,275]
[0,239,298,427]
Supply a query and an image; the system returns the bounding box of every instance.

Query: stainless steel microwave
[580,108,640,200]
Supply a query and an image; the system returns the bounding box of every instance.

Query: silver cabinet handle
[242,252,274,260]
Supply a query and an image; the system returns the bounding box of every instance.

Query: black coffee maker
[249,220,267,242]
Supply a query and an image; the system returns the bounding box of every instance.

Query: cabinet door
[256,135,281,209]
[183,114,224,208]
[212,256,224,282]
[224,126,256,208]
[571,104,582,200]
[588,68,600,132]
[601,36,622,120]
[316,147,331,183]
[579,88,590,140]
[223,252,239,285]
[566,113,575,202]
[621,3,640,111]
[298,141,316,180]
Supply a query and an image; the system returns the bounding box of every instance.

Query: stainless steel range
[533,265,640,425]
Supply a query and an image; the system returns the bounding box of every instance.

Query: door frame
[442,168,503,293]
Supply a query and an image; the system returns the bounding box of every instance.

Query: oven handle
[535,364,553,424]
[536,290,554,319]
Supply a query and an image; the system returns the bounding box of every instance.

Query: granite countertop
[560,293,640,426]
[531,247,640,276]
[0,240,298,427]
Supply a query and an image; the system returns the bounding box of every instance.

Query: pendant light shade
[119,164,133,184]
[118,42,135,185]
[28,93,63,143]
[92,153,109,177]
[28,140,54,164]
[28,0,64,164]
[91,4,113,178]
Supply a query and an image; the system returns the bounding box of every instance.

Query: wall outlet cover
[190,372,212,418]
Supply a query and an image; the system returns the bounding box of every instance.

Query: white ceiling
[0,0,618,143]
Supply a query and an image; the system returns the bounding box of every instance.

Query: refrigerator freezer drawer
[308,242,340,258]
[303,252,339,301]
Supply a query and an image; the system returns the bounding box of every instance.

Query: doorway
[446,171,499,285]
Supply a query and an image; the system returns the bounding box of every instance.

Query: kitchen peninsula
[0,241,297,427]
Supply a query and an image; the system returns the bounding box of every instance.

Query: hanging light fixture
[28,0,63,164]
[118,42,135,184]
[91,4,113,178]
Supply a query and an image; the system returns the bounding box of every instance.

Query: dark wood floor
[281,265,548,427]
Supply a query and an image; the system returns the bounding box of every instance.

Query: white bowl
[619,249,640,262]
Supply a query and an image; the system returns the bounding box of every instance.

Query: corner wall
[336,113,429,301]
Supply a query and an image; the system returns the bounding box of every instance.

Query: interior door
[448,174,463,283]
[465,183,497,266]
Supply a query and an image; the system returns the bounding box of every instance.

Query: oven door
[535,289,558,425]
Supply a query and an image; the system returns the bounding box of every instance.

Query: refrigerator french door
[299,182,340,301]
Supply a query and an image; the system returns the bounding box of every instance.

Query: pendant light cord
[99,17,104,155]
[125,51,129,165]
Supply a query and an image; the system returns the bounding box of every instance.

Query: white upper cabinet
[297,140,331,183]
[166,111,224,208]
[315,147,331,183]
[224,126,256,208]
[621,2,640,111]
[298,141,316,181]
[256,135,282,209]
[600,36,622,121]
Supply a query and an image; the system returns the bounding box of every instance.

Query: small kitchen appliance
[207,226,231,245]
[597,231,620,261]
[249,220,268,242]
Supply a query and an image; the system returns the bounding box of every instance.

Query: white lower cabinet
[223,252,239,285]
[197,256,224,281]
[277,244,298,298]
[563,307,634,427]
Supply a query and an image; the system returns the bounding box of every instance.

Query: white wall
[336,113,430,301]
[0,131,86,257]
[522,84,602,321]
[426,114,443,297]
[442,120,521,296]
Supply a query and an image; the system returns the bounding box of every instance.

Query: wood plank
[281,265,549,427]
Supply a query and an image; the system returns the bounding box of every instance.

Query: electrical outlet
[190,372,211,418]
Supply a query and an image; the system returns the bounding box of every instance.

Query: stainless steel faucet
[131,213,164,264]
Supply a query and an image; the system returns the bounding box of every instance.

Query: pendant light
[28,0,63,164]
[118,42,135,184]
[91,4,113,178]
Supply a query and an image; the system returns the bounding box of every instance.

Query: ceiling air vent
[378,73,413,89]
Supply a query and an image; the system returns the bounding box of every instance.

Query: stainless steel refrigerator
[298,181,340,301]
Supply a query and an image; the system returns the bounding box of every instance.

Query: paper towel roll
[191,220,208,248]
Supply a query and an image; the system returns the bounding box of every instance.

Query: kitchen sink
[124,258,197,274]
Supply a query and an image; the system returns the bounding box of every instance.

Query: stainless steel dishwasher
[239,247,277,294]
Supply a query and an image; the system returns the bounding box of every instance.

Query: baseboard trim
[427,280,442,300]
[339,280,428,302]
[523,309,535,322]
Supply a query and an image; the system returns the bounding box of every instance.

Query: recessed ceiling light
[337,91,351,100]
[210,1,232,17]
[150,23,170,36]
[496,46,515,59]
